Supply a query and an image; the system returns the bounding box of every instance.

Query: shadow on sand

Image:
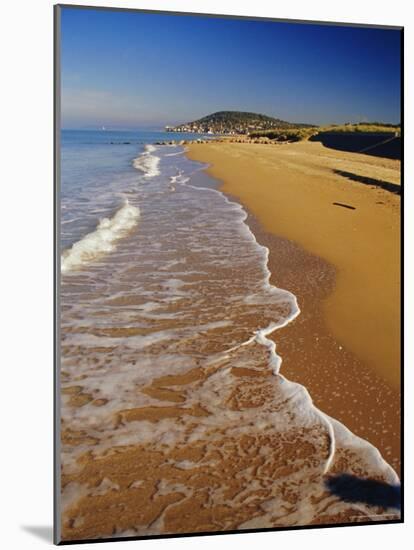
[334,169,401,195]
[310,132,401,160]
[326,474,401,510]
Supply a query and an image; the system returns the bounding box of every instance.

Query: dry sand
[187,140,401,473]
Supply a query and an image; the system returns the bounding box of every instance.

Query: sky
[60,6,402,129]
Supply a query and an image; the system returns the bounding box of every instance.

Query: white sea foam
[132,144,160,177]
[185,166,399,483]
[61,200,140,273]
[165,150,185,157]
[60,144,400,533]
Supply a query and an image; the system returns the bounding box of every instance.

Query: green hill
[166,111,313,135]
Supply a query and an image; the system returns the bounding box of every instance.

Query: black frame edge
[54,3,62,546]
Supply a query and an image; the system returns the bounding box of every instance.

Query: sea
[59,129,400,540]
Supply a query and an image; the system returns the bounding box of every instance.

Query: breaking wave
[61,200,140,273]
[132,144,160,177]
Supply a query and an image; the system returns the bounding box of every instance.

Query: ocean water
[59,130,400,540]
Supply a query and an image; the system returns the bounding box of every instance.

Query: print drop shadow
[21,525,53,543]
[326,474,401,510]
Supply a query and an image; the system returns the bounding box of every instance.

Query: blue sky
[60,7,402,129]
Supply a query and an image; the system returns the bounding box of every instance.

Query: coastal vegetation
[167,112,400,145]
[318,122,400,134]
[248,122,401,158]
[250,122,400,141]
[249,127,316,142]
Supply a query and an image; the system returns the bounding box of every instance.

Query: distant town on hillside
[165,111,313,135]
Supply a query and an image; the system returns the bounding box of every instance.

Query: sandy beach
[187,140,401,474]
[59,138,402,541]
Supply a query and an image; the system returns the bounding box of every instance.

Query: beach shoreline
[59,138,401,540]
[186,140,401,474]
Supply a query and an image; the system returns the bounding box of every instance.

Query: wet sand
[61,337,399,540]
[59,141,401,541]
[187,140,401,474]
